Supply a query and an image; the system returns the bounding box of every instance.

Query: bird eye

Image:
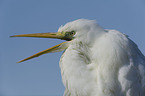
[70,31,76,35]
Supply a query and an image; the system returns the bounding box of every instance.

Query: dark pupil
[70,31,75,35]
[70,32,74,35]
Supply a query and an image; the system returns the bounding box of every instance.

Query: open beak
[10,32,69,63]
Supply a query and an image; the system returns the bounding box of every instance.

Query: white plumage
[11,19,145,96]
[59,19,145,96]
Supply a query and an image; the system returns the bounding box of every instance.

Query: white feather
[59,19,145,96]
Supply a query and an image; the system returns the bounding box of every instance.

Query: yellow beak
[10,32,66,40]
[10,32,69,63]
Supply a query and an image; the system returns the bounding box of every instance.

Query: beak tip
[17,61,22,63]
[10,36,13,37]
[10,35,15,38]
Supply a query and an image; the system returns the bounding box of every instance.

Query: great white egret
[11,19,145,96]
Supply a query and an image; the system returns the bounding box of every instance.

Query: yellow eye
[69,31,76,35]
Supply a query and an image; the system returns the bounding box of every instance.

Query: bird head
[10,19,105,63]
